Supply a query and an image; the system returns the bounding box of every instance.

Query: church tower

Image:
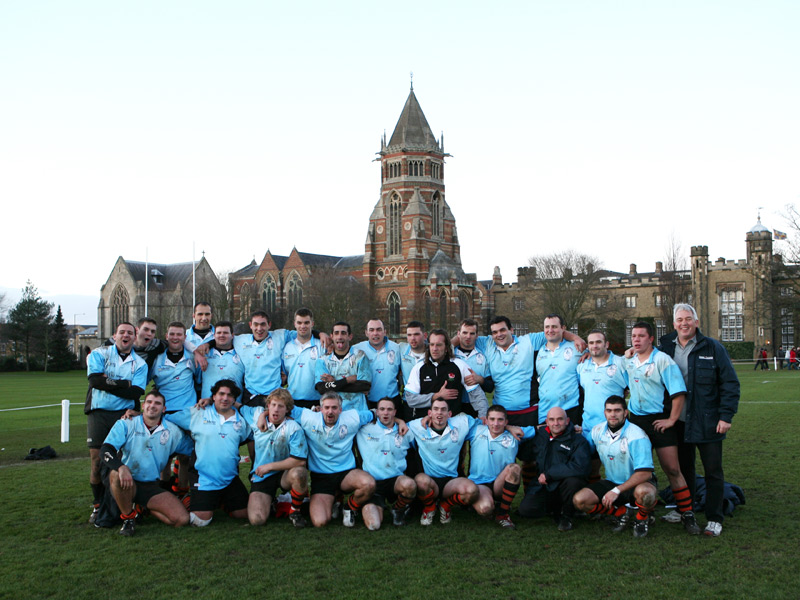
[364,86,476,335]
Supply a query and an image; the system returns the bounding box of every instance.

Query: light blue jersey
[353,338,402,403]
[454,346,491,406]
[536,340,583,423]
[356,420,412,481]
[399,342,426,387]
[407,413,478,478]
[283,337,325,402]
[149,349,197,412]
[167,406,251,490]
[578,353,629,439]
[199,348,245,402]
[467,425,536,485]
[87,345,148,411]
[238,406,307,482]
[185,325,214,353]
[315,348,372,411]
[475,333,546,412]
[590,420,654,486]
[623,348,687,416]
[104,416,193,482]
[233,329,293,397]
[290,407,374,474]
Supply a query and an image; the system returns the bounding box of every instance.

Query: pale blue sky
[1,1,798,324]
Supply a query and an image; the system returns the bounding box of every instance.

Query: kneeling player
[573,396,657,538]
[168,380,251,527]
[357,398,417,529]
[468,405,535,530]
[408,398,480,525]
[101,390,193,535]
[239,389,309,528]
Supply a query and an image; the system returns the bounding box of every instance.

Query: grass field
[1,368,799,599]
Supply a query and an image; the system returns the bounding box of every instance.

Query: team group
[85,300,739,538]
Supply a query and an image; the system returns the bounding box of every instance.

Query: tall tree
[8,281,53,370]
[657,234,692,327]
[49,305,74,372]
[300,266,375,335]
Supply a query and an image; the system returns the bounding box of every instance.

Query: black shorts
[370,476,400,507]
[455,403,478,418]
[294,399,318,410]
[133,480,170,506]
[629,413,678,449]
[506,409,538,462]
[86,409,126,449]
[190,477,249,513]
[250,471,283,497]
[243,392,267,408]
[565,405,582,426]
[589,477,655,507]
[310,470,351,496]
[431,476,454,498]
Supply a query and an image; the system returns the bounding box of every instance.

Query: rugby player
[315,321,372,411]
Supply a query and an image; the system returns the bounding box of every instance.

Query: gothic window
[239,283,252,321]
[432,192,442,237]
[111,285,129,330]
[423,290,432,327]
[287,272,303,309]
[389,194,402,256]
[261,276,277,312]
[388,292,401,336]
[459,291,470,321]
[431,162,441,179]
[439,291,449,332]
[720,288,743,342]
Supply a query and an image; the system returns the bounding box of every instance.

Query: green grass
[1,367,799,599]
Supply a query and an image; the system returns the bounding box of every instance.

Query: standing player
[185,302,215,352]
[167,380,251,527]
[239,389,309,528]
[659,304,740,536]
[399,321,428,386]
[468,405,535,529]
[518,407,591,531]
[453,319,494,416]
[315,321,372,411]
[623,321,701,535]
[198,321,245,404]
[408,398,480,525]
[357,398,417,529]
[353,319,402,409]
[535,314,584,425]
[85,322,148,524]
[573,396,658,538]
[100,390,193,535]
[282,308,326,409]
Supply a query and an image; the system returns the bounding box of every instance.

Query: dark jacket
[659,329,740,443]
[532,421,591,491]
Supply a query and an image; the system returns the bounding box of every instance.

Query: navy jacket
[659,329,740,444]
[532,421,591,491]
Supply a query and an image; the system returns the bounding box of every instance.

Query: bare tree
[657,234,692,326]
[527,250,612,330]
[301,266,375,334]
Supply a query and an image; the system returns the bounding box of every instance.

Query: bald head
[546,407,569,436]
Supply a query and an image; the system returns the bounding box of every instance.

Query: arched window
[389,194,402,256]
[111,285,129,330]
[423,290,432,328]
[287,272,303,309]
[239,283,252,321]
[261,276,277,312]
[387,292,401,336]
[432,192,441,237]
[459,291,470,320]
[439,291,449,332]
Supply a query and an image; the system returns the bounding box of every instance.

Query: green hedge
[722,341,755,360]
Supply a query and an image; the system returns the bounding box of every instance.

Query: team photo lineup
[87,300,739,539]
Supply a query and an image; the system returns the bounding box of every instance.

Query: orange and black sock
[290,489,305,513]
[120,510,137,521]
[393,494,413,511]
[672,486,693,513]
[497,481,520,517]
[346,496,362,513]
[419,490,437,513]
[635,501,652,521]
[440,493,468,513]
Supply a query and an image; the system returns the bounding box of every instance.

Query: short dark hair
[116,321,136,332]
[145,389,165,403]
[407,320,426,331]
[377,397,397,409]
[632,321,654,338]
[489,316,512,330]
[167,321,185,331]
[137,317,157,328]
[587,329,607,342]
[211,379,241,398]
[487,405,507,418]
[250,311,270,323]
[545,313,565,327]
[295,307,313,319]
[333,321,352,334]
[194,302,212,312]
[215,320,234,332]
[605,395,627,410]
[459,319,479,330]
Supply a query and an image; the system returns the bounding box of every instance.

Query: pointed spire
[387,88,438,152]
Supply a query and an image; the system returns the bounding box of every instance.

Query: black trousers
[676,421,726,523]
[517,476,586,519]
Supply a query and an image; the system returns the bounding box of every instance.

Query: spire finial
[410,71,414,91]
[758,206,764,223]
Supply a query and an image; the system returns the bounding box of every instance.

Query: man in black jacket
[517,407,591,531]
[658,303,740,537]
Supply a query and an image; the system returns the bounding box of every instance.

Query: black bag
[24,446,58,460]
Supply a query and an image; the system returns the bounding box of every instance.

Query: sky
[1,1,799,325]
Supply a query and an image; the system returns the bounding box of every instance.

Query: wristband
[611,486,621,495]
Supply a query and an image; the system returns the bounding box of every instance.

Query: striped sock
[393,494,413,511]
[672,486,693,513]
[440,493,468,513]
[290,489,305,513]
[522,464,537,489]
[635,501,652,521]
[419,490,437,513]
[347,496,362,513]
[497,481,520,517]
[120,510,137,521]
[589,503,627,517]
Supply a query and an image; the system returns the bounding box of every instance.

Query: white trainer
[704,521,722,537]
